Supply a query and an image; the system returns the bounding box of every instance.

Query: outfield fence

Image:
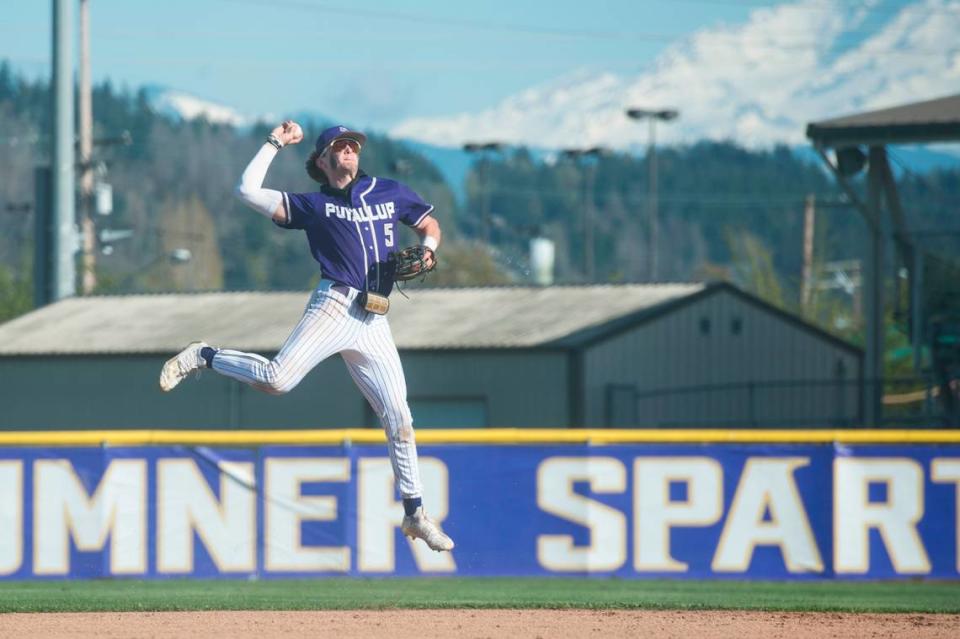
[0,429,958,581]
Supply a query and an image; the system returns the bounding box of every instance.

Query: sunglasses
[329,139,361,154]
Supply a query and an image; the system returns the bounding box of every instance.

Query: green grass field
[0,579,958,614]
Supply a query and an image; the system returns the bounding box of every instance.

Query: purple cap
[315,125,367,154]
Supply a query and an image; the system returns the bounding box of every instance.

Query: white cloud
[390,0,960,149]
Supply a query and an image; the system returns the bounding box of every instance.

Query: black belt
[328,283,388,315]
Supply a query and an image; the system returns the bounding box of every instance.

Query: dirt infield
[4,610,959,639]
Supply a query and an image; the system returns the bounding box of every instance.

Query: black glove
[392,245,437,281]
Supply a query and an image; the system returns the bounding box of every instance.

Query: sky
[389,0,960,150]
[1,0,956,151]
[1,0,767,127]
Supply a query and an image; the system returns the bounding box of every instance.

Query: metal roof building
[806,93,960,147]
[0,283,862,429]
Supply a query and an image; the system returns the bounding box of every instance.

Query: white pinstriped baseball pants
[211,280,422,498]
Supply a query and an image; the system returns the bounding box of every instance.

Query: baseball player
[158,121,453,552]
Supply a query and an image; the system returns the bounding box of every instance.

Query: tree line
[2,60,959,351]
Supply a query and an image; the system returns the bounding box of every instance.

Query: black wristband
[265,134,283,150]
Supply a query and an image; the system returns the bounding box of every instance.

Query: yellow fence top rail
[0,428,958,446]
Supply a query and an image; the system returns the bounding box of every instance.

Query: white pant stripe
[209,285,423,498]
[367,319,408,411]
[367,319,420,498]
[342,325,420,498]
[274,308,350,388]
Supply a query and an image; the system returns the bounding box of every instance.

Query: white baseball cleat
[159,341,208,392]
[401,507,455,552]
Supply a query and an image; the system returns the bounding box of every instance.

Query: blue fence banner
[0,443,957,579]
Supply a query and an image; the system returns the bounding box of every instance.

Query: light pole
[561,147,607,282]
[626,108,678,282]
[463,142,505,245]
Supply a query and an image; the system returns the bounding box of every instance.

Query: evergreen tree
[1,57,959,349]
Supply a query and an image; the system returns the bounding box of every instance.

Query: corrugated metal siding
[0,350,568,430]
[583,289,861,427]
[0,356,363,430]
[404,351,568,427]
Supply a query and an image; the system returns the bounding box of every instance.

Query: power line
[206,0,958,56]
[2,17,948,50]
[214,0,679,41]
[671,0,960,18]
[463,185,856,209]
[1,8,954,69]
[6,37,953,72]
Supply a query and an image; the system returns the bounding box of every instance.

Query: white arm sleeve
[234,143,284,219]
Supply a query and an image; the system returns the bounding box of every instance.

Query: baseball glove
[392,245,437,281]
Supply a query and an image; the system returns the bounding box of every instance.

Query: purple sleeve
[275,192,315,230]
[397,183,435,227]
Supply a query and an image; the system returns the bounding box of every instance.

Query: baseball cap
[315,125,367,154]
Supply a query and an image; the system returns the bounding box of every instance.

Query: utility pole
[584,159,596,281]
[864,147,887,427]
[626,108,678,282]
[561,147,606,282]
[79,0,96,294]
[463,142,504,245]
[51,0,76,301]
[647,117,658,281]
[801,194,816,310]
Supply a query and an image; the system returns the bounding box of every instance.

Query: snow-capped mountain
[143,85,261,127]
[390,0,960,151]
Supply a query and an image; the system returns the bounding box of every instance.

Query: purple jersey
[278,173,433,295]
